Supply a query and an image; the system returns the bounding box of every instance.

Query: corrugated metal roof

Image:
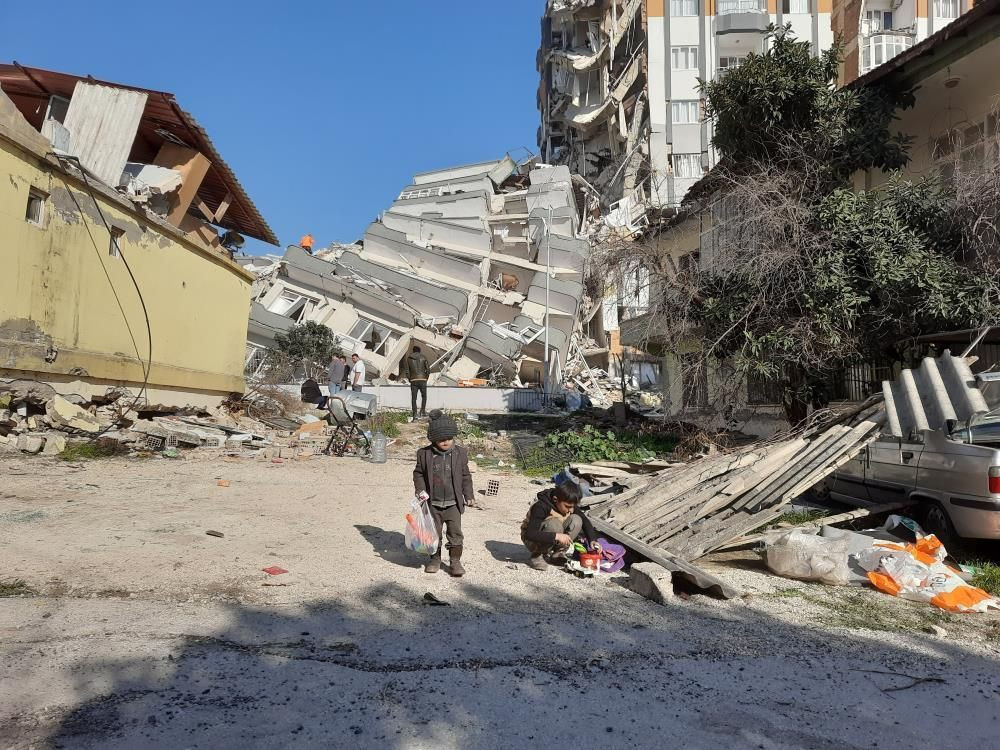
[0,63,277,245]
[882,351,989,438]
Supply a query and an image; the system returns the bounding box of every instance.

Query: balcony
[715,0,769,35]
[860,32,915,74]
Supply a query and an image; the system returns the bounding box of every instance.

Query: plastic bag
[764,528,851,586]
[854,535,1000,613]
[404,494,439,556]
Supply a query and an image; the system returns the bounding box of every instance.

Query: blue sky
[1,1,545,255]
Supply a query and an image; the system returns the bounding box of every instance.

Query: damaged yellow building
[0,65,277,409]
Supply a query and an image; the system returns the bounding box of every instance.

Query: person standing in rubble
[400,345,431,419]
[328,354,343,400]
[300,233,315,254]
[350,353,366,392]
[413,410,473,576]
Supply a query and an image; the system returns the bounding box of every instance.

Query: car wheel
[921,500,961,554]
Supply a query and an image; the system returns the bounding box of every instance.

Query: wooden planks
[584,419,882,580]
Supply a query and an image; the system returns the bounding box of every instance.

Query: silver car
[828,418,1000,547]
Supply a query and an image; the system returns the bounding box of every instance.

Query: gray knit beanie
[427,409,458,443]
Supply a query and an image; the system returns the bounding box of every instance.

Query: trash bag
[855,535,1000,613]
[764,528,851,586]
[404,495,439,556]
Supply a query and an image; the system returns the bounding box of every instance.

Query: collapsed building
[243,157,612,398]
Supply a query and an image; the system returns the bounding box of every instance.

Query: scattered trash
[261,566,288,576]
[926,624,948,638]
[856,535,1000,613]
[764,529,851,586]
[423,592,450,606]
[205,530,225,538]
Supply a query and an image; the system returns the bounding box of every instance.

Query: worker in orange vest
[300,233,315,254]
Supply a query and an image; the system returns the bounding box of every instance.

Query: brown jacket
[413,443,474,513]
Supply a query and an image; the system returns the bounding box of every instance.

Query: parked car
[827,418,1000,549]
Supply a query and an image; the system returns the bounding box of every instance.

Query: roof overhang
[0,62,278,245]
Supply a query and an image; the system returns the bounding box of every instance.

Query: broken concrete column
[627,563,674,605]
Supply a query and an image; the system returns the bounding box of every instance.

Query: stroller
[323,395,371,457]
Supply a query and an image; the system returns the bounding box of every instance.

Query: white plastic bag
[764,528,851,586]
[404,494,439,556]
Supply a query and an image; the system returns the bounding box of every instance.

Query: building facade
[833,0,975,84]
[1,65,276,409]
[538,0,833,221]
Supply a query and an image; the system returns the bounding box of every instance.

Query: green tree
[631,28,999,425]
[274,321,340,380]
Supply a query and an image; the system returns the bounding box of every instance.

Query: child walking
[413,410,473,576]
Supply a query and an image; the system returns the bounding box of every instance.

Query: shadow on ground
[353,525,423,569]
[485,540,527,563]
[14,576,999,749]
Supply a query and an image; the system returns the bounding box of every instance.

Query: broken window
[109,227,124,258]
[244,345,268,379]
[671,46,699,71]
[267,291,308,320]
[671,100,700,124]
[672,153,702,178]
[349,317,392,356]
[25,188,46,226]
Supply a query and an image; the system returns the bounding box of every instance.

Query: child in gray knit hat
[412,410,474,576]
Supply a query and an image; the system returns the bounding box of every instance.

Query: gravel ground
[1,447,999,749]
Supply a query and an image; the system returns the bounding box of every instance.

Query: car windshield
[952,416,1000,445]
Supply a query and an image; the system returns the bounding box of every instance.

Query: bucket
[579,552,601,571]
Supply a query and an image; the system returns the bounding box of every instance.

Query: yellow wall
[0,137,253,400]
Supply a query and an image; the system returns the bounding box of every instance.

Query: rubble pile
[0,382,343,460]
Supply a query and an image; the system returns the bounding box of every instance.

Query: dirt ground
[2,445,1000,749]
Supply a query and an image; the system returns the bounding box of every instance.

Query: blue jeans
[329,383,341,396]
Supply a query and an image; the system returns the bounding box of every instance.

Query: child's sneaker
[528,555,548,571]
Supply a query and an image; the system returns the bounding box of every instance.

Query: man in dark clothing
[339,356,351,392]
[300,377,326,409]
[400,345,431,419]
[413,410,473,576]
[521,480,594,571]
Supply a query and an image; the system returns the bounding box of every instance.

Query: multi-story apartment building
[538,0,833,222]
[833,0,975,84]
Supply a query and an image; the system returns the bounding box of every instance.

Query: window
[25,188,46,226]
[933,0,959,18]
[860,32,913,73]
[349,316,392,356]
[718,0,765,13]
[782,0,810,12]
[109,227,124,258]
[670,0,698,15]
[863,10,893,32]
[267,290,309,321]
[678,251,701,276]
[672,153,702,178]
[717,56,746,77]
[398,187,443,200]
[671,46,699,71]
[671,100,700,124]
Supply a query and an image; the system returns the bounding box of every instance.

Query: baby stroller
[323,395,371,457]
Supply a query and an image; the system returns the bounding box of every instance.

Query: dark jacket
[413,443,473,513]
[300,378,322,404]
[401,351,431,382]
[339,362,351,385]
[520,488,596,546]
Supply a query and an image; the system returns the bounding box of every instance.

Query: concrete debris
[41,434,67,455]
[626,563,673,605]
[45,396,105,433]
[16,434,45,454]
[242,155,603,393]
